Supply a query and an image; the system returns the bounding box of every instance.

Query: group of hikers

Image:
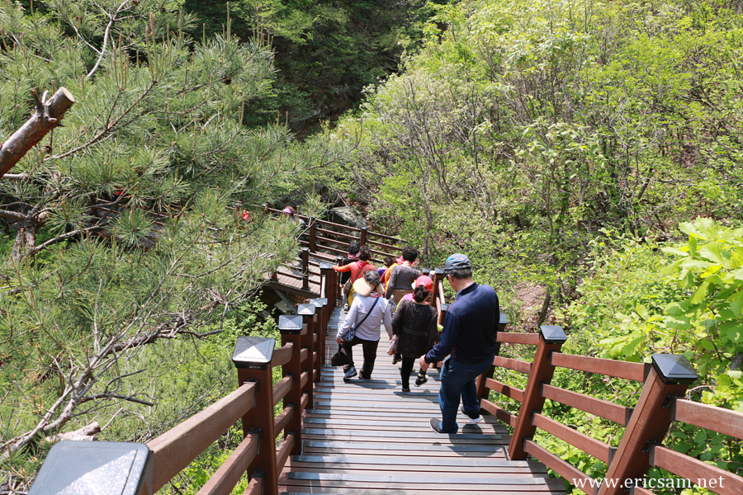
[331,243,501,434]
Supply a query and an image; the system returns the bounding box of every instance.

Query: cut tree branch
[0,88,75,179]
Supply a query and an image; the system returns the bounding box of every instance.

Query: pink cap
[411,275,433,291]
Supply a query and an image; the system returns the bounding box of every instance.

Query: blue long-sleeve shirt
[424,283,499,364]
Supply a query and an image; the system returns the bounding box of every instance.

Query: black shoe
[402,386,410,393]
[392,354,401,365]
[415,371,428,387]
[429,418,444,433]
[461,405,483,424]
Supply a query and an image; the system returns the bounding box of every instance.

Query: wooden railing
[456,297,743,495]
[262,205,406,265]
[28,276,339,495]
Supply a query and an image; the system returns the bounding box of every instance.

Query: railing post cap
[301,246,309,252]
[651,354,698,384]
[435,267,445,276]
[310,298,328,307]
[232,336,275,369]
[422,267,430,275]
[319,263,333,270]
[441,303,450,312]
[278,315,304,334]
[297,304,316,316]
[539,325,567,344]
[499,312,508,325]
[29,441,152,495]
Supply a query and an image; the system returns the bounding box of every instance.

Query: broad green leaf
[730,291,743,316]
[699,244,724,264]
[660,247,688,257]
[690,281,709,305]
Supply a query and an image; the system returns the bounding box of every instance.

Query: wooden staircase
[278,306,565,494]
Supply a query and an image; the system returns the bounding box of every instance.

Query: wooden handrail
[485,378,523,402]
[274,405,294,434]
[492,356,531,374]
[276,433,295,472]
[367,230,404,243]
[243,479,262,495]
[316,227,357,241]
[496,333,539,345]
[542,384,634,426]
[480,399,517,427]
[533,413,614,464]
[551,353,647,382]
[147,383,256,492]
[316,235,351,247]
[524,440,593,489]
[649,444,742,495]
[673,398,743,439]
[273,376,293,406]
[195,433,259,495]
[366,238,401,252]
[273,344,294,367]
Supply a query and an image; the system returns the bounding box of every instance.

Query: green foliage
[185,0,449,131]
[0,0,347,488]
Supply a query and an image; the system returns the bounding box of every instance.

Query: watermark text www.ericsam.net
[572,476,725,490]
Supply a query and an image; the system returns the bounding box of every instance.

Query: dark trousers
[341,336,379,379]
[400,356,416,388]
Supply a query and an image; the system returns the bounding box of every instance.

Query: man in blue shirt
[420,253,500,433]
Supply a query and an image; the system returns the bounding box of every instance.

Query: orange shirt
[333,260,375,283]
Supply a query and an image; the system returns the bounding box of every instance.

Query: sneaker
[414,372,428,387]
[429,418,444,433]
[392,354,401,365]
[343,367,357,379]
[342,304,350,311]
[401,386,411,392]
[461,405,483,424]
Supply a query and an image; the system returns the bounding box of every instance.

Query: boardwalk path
[279,306,566,494]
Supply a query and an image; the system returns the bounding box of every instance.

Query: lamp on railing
[596,355,698,495]
[278,315,305,457]
[28,441,153,495]
[310,297,329,364]
[232,336,278,495]
[297,304,317,408]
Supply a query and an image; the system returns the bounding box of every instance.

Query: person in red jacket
[332,246,376,306]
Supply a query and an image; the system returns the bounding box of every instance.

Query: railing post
[301,247,310,290]
[509,325,567,460]
[278,316,304,456]
[28,441,153,495]
[232,336,278,495]
[309,218,317,253]
[597,355,698,495]
[311,297,328,365]
[475,312,509,404]
[360,227,367,246]
[335,256,344,306]
[319,263,334,313]
[298,304,316,410]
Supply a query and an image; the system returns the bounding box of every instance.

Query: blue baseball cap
[444,253,471,273]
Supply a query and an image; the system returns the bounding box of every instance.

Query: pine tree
[0,0,352,466]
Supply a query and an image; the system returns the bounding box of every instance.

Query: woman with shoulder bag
[336,270,392,380]
[391,276,439,392]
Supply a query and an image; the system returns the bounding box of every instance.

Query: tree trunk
[0,87,75,178]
